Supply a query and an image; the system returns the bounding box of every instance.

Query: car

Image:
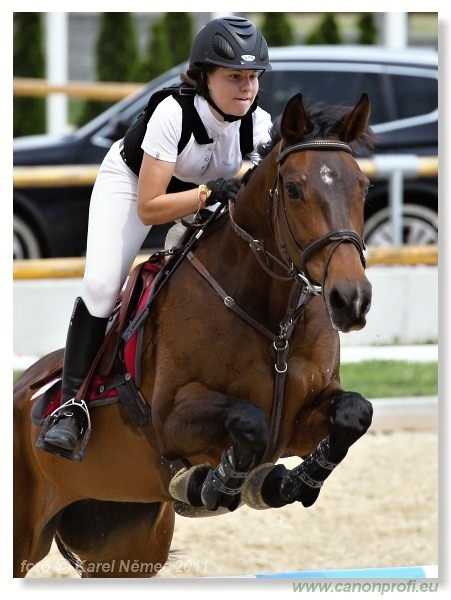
[13,45,438,259]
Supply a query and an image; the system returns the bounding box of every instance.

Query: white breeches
[79,140,151,318]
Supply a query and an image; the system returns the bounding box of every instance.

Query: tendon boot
[43,297,108,452]
[200,448,247,511]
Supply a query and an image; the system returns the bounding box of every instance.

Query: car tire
[364,204,438,246]
[13,214,42,259]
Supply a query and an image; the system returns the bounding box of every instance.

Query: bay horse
[14,92,375,578]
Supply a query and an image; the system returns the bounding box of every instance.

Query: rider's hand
[205,178,241,206]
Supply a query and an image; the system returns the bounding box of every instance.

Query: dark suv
[13,45,438,259]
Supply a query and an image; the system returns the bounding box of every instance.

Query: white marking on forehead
[320,164,334,186]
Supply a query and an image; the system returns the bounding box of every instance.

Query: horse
[13,92,376,578]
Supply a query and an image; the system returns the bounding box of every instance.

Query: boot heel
[43,411,81,450]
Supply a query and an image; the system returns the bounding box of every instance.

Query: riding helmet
[189,16,272,71]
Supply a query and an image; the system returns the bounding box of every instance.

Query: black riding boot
[44,297,108,451]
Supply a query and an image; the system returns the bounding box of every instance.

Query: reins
[228,209,299,282]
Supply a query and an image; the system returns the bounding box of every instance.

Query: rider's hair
[180,65,217,99]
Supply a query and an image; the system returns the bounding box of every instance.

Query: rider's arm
[137,96,202,226]
[137,153,201,226]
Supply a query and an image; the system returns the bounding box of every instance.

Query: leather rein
[188,139,367,462]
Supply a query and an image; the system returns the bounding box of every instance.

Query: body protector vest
[121,84,254,193]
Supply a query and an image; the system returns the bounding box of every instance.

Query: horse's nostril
[329,289,346,312]
[329,283,372,317]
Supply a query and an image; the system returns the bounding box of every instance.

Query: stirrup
[36,398,91,461]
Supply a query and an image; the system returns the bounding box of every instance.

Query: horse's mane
[257,98,377,160]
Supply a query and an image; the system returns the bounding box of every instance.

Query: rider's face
[207,68,260,118]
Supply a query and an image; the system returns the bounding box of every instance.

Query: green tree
[13,12,46,136]
[77,12,139,125]
[134,12,193,82]
[261,13,294,47]
[357,13,378,44]
[305,13,343,45]
[164,12,193,65]
[134,16,172,82]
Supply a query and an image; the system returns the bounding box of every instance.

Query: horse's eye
[364,183,373,198]
[285,182,300,200]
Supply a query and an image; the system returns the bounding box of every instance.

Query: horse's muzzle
[326,279,372,333]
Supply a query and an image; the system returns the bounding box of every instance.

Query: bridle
[229,139,367,296]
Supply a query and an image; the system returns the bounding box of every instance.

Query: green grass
[340,361,437,398]
[14,360,438,399]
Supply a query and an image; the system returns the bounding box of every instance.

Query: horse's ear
[280,93,311,142]
[339,93,371,143]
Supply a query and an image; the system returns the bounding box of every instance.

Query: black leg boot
[44,297,108,451]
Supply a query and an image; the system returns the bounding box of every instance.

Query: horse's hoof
[168,463,210,506]
[242,463,291,509]
[241,463,278,510]
[173,501,240,518]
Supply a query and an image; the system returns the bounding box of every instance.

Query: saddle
[31,253,166,436]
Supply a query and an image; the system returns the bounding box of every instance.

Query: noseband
[229,140,366,295]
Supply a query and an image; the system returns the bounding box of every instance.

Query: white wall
[13,266,438,358]
[339,265,438,346]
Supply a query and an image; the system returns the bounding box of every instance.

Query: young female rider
[43,16,273,454]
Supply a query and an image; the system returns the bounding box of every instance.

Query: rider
[42,16,273,453]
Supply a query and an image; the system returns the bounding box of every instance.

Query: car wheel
[13,214,42,259]
[364,204,438,246]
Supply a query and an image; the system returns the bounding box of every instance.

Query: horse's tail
[54,532,84,577]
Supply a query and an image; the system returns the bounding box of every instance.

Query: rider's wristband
[197,184,211,208]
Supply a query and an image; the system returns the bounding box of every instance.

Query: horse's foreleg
[162,383,269,512]
[243,391,372,510]
[281,391,373,506]
[200,396,272,510]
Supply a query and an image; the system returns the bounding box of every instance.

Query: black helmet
[189,16,271,71]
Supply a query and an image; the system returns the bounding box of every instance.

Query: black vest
[121,84,254,192]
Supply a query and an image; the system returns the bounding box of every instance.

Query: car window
[258,68,387,126]
[258,65,437,128]
[388,74,437,120]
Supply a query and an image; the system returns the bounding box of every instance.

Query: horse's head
[269,92,375,332]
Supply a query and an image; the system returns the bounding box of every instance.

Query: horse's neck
[212,165,297,326]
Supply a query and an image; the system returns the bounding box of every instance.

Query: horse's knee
[330,391,373,453]
[332,391,373,430]
[225,401,268,463]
